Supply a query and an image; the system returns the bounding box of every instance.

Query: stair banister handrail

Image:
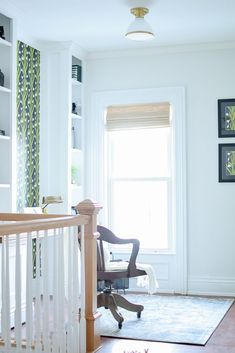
[0,215,90,236]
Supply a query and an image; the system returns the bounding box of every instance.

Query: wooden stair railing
[0,199,102,353]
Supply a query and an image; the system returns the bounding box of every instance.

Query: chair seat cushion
[105,261,158,294]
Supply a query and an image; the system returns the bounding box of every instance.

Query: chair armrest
[97,225,141,277]
[108,237,140,276]
[126,238,140,276]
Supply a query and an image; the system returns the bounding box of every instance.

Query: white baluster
[79,225,86,353]
[58,228,65,352]
[0,236,10,348]
[5,236,11,349]
[26,232,33,350]
[72,225,80,353]
[15,233,22,348]
[42,230,49,352]
[52,229,59,353]
[1,235,6,342]
[67,226,74,353]
[35,231,41,353]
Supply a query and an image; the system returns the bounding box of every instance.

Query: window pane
[111,180,169,249]
[110,128,170,178]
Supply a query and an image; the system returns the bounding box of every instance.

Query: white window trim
[87,86,187,293]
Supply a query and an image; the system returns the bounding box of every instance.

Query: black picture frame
[219,143,235,182]
[218,98,235,137]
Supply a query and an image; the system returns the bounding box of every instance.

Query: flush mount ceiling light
[125,7,155,41]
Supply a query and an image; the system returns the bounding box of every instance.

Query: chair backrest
[97,226,106,272]
[97,225,146,281]
[97,225,119,272]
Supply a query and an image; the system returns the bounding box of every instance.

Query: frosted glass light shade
[125,17,154,41]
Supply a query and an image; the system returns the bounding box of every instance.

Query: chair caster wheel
[118,322,122,329]
[137,311,141,318]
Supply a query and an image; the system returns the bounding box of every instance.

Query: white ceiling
[8,0,235,52]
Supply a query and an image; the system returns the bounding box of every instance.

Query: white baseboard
[128,288,175,295]
[188,276,235,297]
[127,277,235,297]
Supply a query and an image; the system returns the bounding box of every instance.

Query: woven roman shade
[106,102,170,131]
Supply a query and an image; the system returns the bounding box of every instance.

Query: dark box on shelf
[72,64,82,82]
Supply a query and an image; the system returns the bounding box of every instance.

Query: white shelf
[72,78,82,87]
[71,183,82,189]
[71,113,82,120]
[0,135,10,141]
[0,38,12,47]
[71,148,82,154]
[0,183,10,188]
[0,12,14,213]
[0,86,11,93]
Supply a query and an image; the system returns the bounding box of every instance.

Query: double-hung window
[106,103,172,252]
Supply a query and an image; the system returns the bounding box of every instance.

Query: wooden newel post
[76,199,103,353]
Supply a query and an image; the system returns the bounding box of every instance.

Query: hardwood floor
[98,302,235,353]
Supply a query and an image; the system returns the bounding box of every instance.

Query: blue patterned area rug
[99,293,234,345]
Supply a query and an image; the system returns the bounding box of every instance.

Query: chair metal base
[97,289,144,329]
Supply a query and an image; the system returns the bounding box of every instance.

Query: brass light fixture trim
[130,7,149,18]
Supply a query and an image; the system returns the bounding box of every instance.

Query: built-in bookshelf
[0,12,15,212]
[40,44,85,214]
[70,56,83,209]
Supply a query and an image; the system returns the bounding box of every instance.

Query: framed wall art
[219,143,235,182]
[218,98,235,137]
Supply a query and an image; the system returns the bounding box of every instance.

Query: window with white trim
[106,103,173,251]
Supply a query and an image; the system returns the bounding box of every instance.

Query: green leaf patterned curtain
[16,41,40,211]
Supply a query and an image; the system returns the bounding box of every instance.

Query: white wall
[85,43,235,296]
[2,0,234,294]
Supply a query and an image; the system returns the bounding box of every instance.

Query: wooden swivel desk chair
[97,225,147,328]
